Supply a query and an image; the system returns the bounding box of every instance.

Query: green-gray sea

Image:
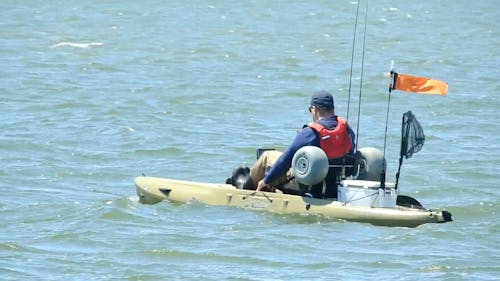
[1,0,498,280]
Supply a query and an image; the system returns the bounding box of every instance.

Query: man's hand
[256,179,269,191]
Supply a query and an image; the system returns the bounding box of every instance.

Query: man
[245,90,356,196]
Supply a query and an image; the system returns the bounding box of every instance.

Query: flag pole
[381,61,396,189]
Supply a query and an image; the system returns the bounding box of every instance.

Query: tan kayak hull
[134,176,450,227]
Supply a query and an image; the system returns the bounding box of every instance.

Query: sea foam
[51,42,103,48]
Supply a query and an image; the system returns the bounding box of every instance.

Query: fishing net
[400,111,425,159]
[394,111,425,188]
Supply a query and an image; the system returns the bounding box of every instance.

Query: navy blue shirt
[263,116,355,184]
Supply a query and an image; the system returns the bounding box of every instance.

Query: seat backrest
[307,154,357,198]
[328,153,357,179]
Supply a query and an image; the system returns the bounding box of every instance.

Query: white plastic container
[338,180,397,208]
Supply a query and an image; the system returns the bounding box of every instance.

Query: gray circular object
[292,146,329,185]
[355,147,386,181]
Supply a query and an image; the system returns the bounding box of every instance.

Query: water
[1,0,499,280]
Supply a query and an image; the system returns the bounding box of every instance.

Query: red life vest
[309,117,353,159]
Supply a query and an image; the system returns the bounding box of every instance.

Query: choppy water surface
[1,0,498,280]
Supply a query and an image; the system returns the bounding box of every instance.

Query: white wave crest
[51,42,103,48]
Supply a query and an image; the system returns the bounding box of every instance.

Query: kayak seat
[306,154,357,199]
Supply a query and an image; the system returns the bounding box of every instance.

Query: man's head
[309,91,335,121]
[310,90,334,111]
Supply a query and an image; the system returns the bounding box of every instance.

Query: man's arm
[263,127,319,184]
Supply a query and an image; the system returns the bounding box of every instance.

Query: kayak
[134,175,452,228]
[133,116,453,228]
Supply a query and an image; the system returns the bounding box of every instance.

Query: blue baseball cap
[310,90,334,109]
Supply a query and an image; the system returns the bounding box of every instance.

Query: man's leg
[247,150,283,189]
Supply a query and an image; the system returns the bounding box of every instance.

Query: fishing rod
[346,0,392,189]
[345,0,361,123]
[354,0,369,152]
[346,0,369,153]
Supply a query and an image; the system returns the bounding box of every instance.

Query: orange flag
[390,71,448,96]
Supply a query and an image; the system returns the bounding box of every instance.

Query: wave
[51,42,103,48]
